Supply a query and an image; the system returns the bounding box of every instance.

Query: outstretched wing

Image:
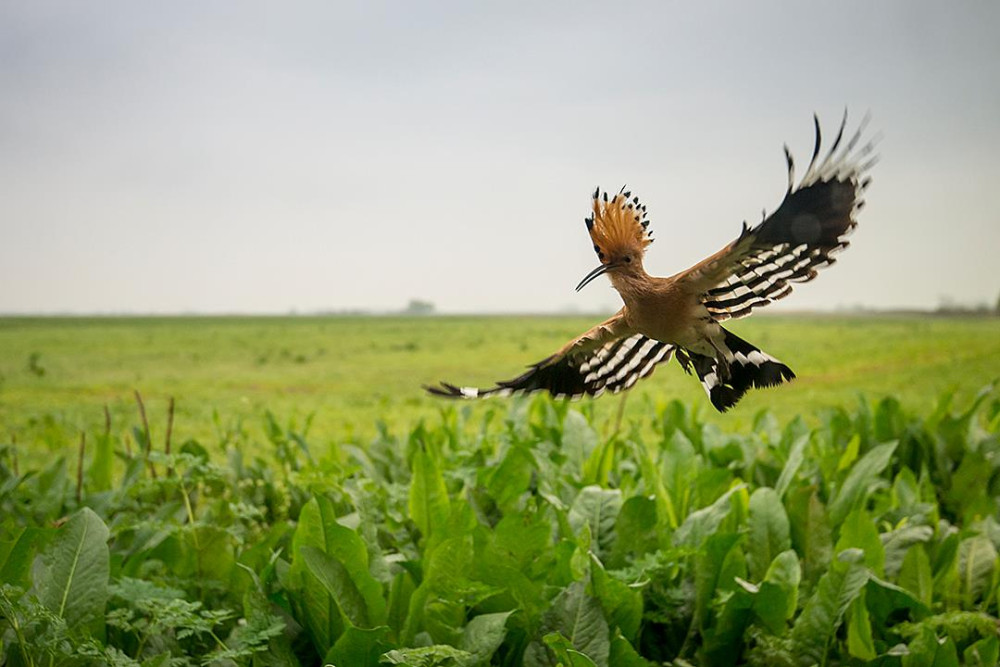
[425,311,675,399]
[680,112,877,321]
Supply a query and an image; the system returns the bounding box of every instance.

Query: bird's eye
[623,256,632,263]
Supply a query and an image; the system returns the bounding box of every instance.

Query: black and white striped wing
[685,112,877,321]
[426,333,675,400]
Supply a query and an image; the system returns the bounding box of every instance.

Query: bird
[426,112,877,412]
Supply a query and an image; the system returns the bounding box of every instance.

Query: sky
[1,1,998,315]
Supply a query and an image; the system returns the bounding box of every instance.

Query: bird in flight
[427,112,877,411]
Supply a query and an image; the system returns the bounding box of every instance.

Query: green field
[1,314,998,457]
[3,314,1000,665]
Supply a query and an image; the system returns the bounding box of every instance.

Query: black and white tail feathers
[676,329,795,412]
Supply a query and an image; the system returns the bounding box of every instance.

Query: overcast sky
[1,1,997,314]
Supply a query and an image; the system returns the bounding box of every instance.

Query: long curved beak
[575,262,619,292]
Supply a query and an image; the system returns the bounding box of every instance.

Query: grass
[1,314,999,458]
[2,380,999,665]
[2,313,1000,665]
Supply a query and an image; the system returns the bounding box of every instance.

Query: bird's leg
[707,337,732,381]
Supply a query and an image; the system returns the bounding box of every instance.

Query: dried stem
[134,390,156,479]
[11,433,18,477]
[165,397,175,477]
[76,432,86,505]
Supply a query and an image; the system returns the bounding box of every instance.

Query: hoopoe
[427,113,877,411]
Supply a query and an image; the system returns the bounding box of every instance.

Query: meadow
[1,314,999,458]
[1,314,1000,666]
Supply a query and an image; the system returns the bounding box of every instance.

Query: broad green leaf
[608,631,653,667]
[746,488,791,582]
[486,444,535,511]
[402,535,498,646]
[562,409,599,474]
[634,440,677,530]
[753,550,801,633]
[964,635,999,667]
[409,447,451,541]
[609,495,658,567]
[458,611,513,665]
[582,437,617,487]
[550,538,583,590]
[292,497,331,557]
[1,526,52,589]
[846,589,876,661]
[836,434,861,472]
[88,430,115,492]
[661,428,699,520]
[326,625,393,667]
[874,395,907,442]
[673,485,743,549]
[828,441,897,526]
[789,549,869,666]
[700,578,755,667]
[179,524,235,583]
[883,523,934,579]
[301,545,368,628]
[946,452,996,523]
[932,529,961,601]
[33,507,109,638]
[290,556,340,650]
[959,533,997,607]
[774,434,808,500]
[865,576,930,628]
[386,570,417,638]
[892,466,922,510]
[293,496,387,627]
[835,508,885,576]
[418,599,467,650]
[898,544,934,607]
[786,486,832,588]
[590,554,642,643]
[694,468,739,515]
[693,532,744,637]
[482,513,551,618]
[903,625,960,667]
[493,511,552,570]
[754,582,791,636]
[568,486,621,560]
[524,581,610,667]
[752,409,780,441]
[323,516,388,627]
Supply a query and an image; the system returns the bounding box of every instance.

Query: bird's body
[428,113,877,411]
[611,273,713,354]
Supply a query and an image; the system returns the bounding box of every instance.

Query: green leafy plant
[1,387,999,665]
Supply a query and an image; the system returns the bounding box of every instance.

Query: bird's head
[576,187,654,291]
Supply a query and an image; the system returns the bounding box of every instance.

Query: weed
[1,388,999,665]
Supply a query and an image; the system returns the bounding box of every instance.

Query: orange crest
[584,187,653,264]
